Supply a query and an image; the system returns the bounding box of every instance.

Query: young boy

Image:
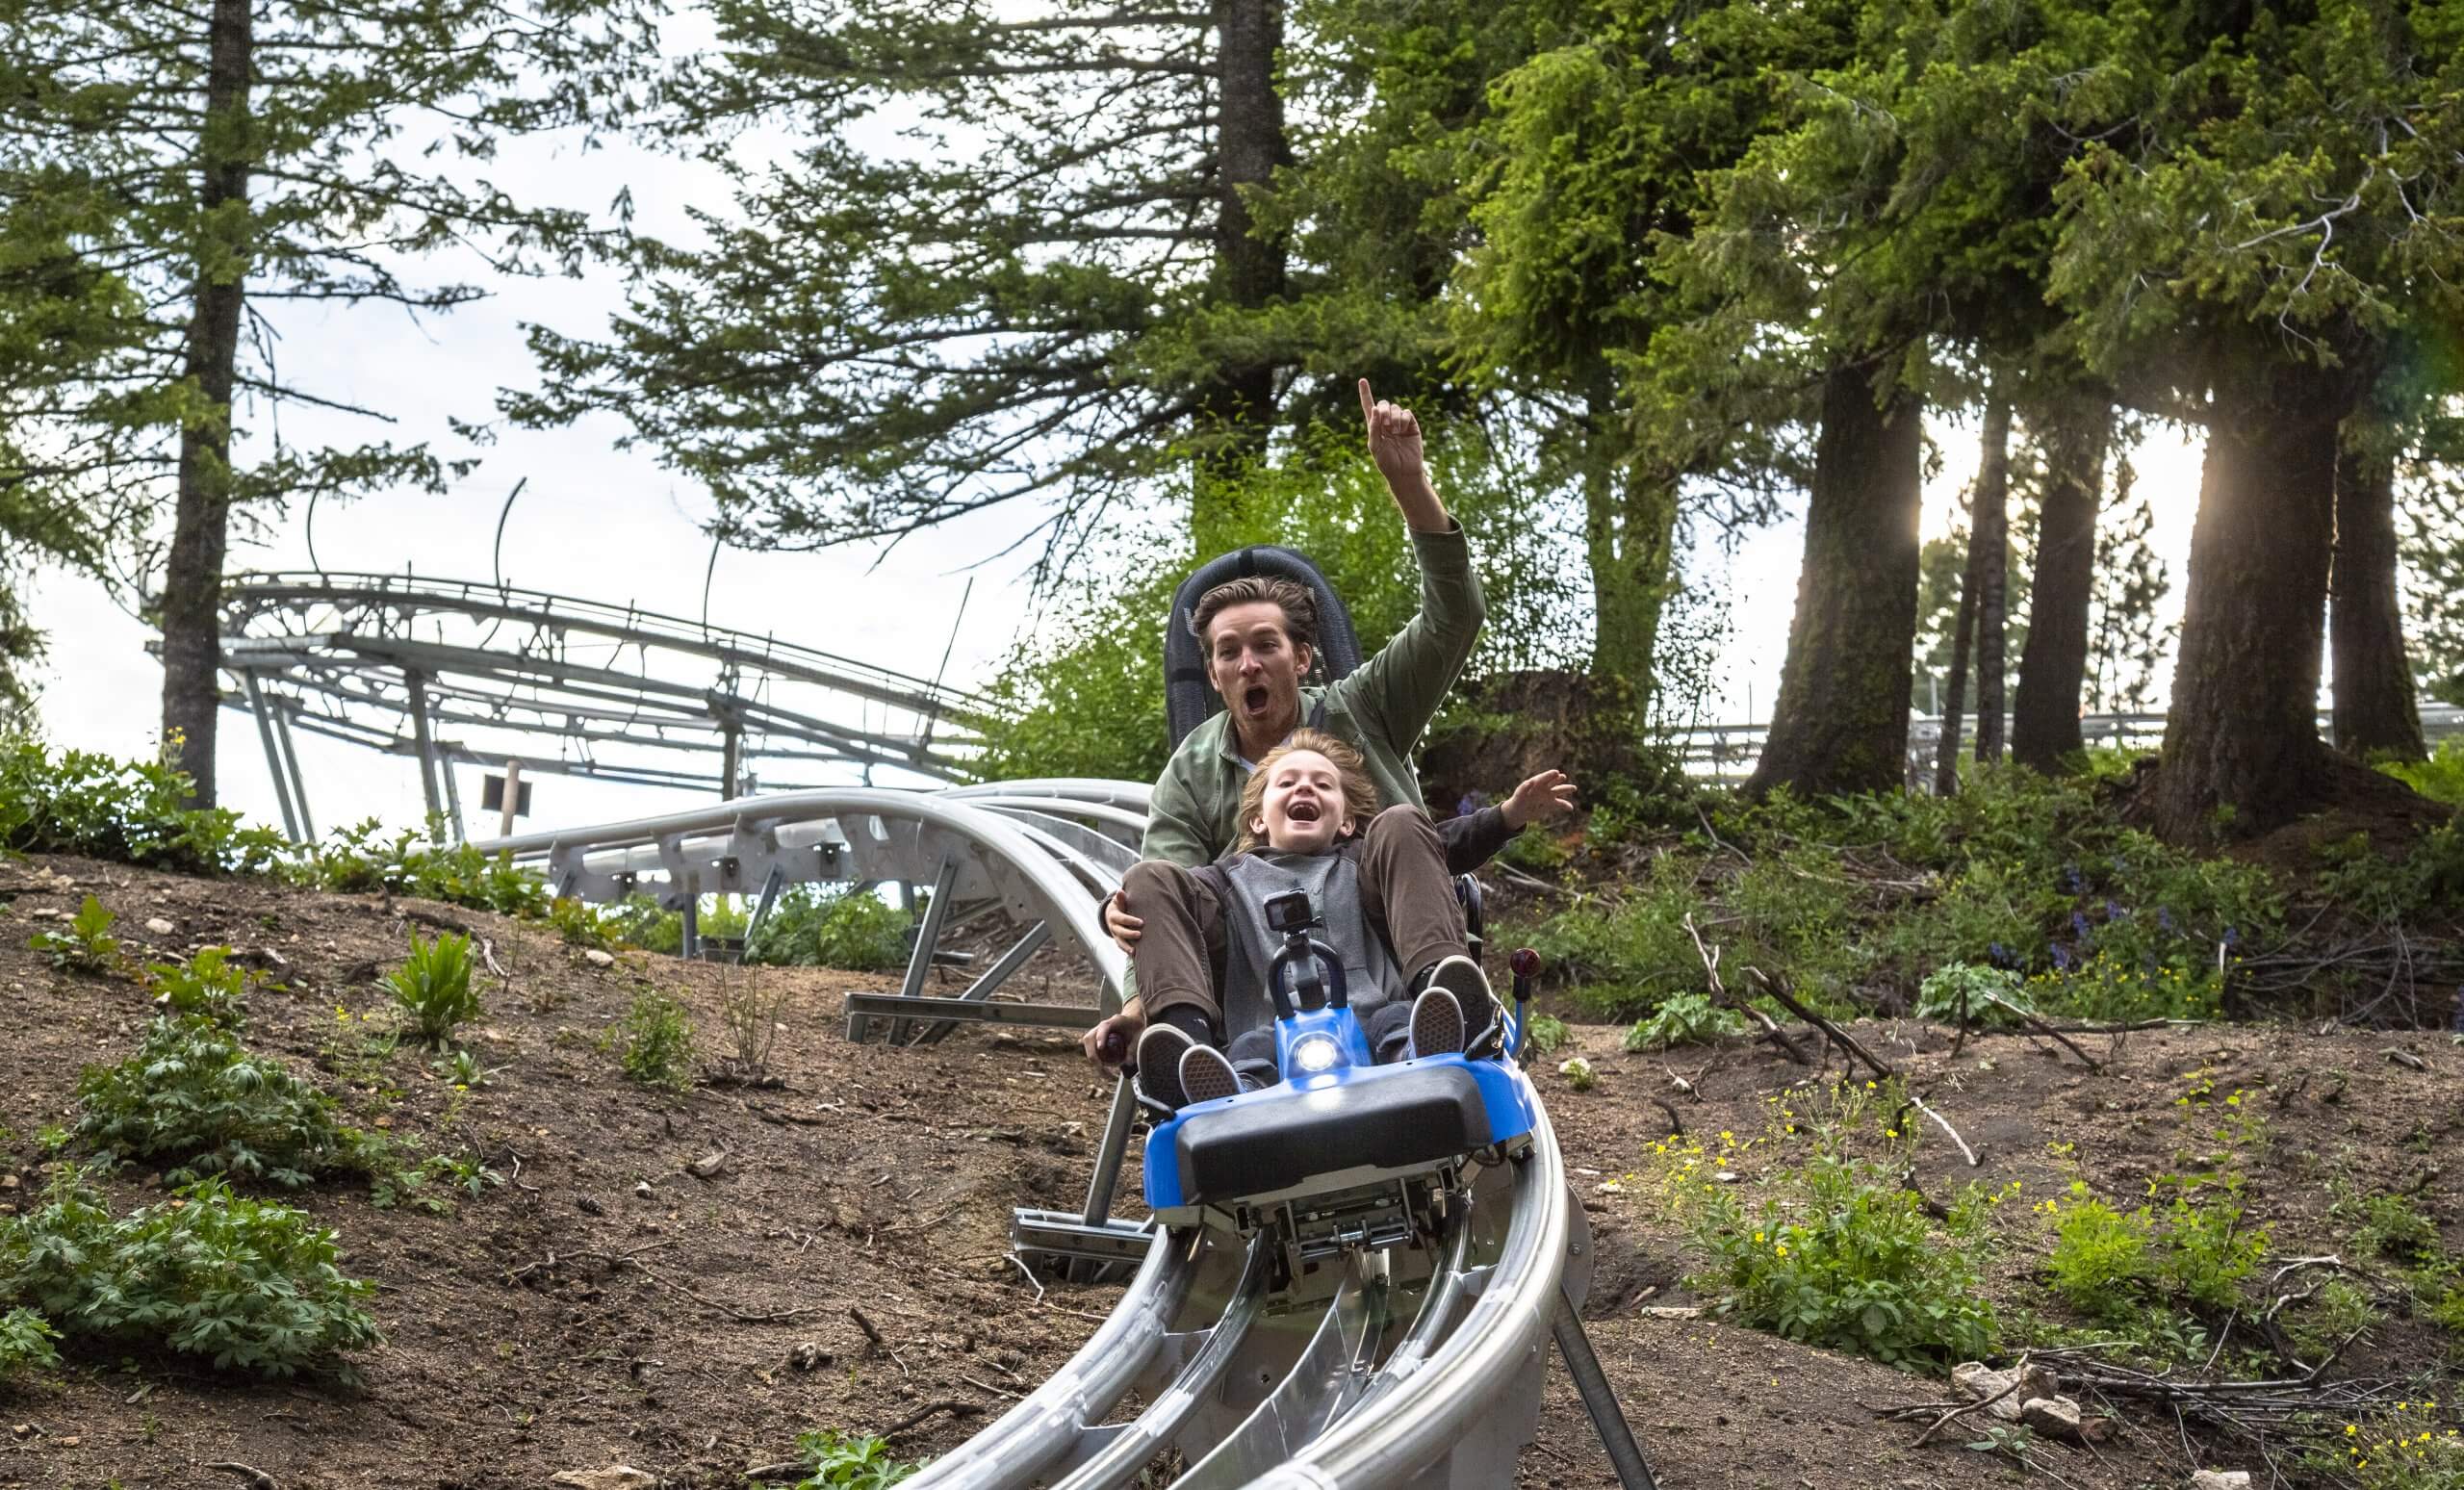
[1100,730,1497,1110]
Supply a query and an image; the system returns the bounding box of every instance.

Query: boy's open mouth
[1286,799,1322,823]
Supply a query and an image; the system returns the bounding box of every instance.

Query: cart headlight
[1292,1034,1341,1073]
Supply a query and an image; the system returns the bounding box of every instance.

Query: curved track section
[481,782,1585,1489]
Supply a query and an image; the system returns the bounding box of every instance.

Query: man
[1084,378,1575,1069]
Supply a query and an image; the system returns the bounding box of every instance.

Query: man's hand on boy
[1500,769,1578,830]
[1104,887,1143,950]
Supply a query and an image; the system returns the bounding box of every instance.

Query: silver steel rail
[866,1230,1198,1490]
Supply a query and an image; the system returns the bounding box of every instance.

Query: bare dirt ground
[2,854,2456,1489]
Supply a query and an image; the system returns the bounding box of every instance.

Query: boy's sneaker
[1407,983,1468,1061]
[1134,1023,1195,1111]
[1177,1044,1245,1107]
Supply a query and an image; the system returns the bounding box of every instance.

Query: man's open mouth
[1243,685,1270,713]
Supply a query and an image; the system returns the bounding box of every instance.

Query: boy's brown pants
[1123,805,1468,1040]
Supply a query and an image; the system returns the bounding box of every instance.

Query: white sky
[19,52,2217,841]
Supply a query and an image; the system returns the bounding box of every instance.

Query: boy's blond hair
[1235,729,1381,853]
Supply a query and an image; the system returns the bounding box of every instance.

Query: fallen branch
[1745,965,1894,1080]
[1682,913,1808,1065]
[1982,993,2102,1071]
[1912,1354,2032,1449]
[849,1305,886,1347]
[1649,1096,1684,1137]
[207,1466,282,1490]
[1907,1093,1981,1167]
[884,1399,981,1440]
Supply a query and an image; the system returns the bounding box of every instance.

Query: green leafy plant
[1680,1150,2000,1369]
[0,739,289,876]
[1522,1013,1569,1056]
[2045,1191,2155,1314]
[1557,1056,1597,1092]
[2378,738,2464,809]
[28,894,121,973]
[75,1017,369,1187]
[294,821,550,918]
[1914,963,2031,1029]
[2333,1190,2444,1267]
[0,1169,378,1377]
[0,1306,60,1379]
[2300,1400,2464,1490]
[147,945,249,1028]
[747,885,914,973]
[786,1427,924,1490]
[613,989,696,1091]
[548,895,619,950]
[432,1048,493,1089]
[2043,1180,2266,1320]
[386,930,480,1045]
[1622,992,1748,1051]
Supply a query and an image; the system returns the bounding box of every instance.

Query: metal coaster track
[475,780,1644,1489]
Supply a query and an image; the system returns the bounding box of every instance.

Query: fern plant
[75,1017,368,1187]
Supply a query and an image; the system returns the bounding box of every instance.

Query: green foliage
[548,895,620,950]
[28,893,120,972]
[747,886,914,973]
[968,426,1586,784]
[787,1427,924,1490]
[0,1169,378,1377]
[2333,1190,2444,1267]
[1522,1013,1569,1057]
[75,1017,367,1188]
[2315,827,2464,925]
[0,1306,59,1379]
[1622,993,1747,1051]
[1556,1056,1597,1092]
[2301,1400,2464,1490]
[386,930,481,1045]
[613,990,696,1092]
[2043,1180,2266,1320]
[1914,963,2029,1030]
[1527,856,1709,1020]
[599,895,682,954]
[2430,1283,2464,1337]
[2378,740,2464,808]
[146,945,248,1028]
[295,823,551,919]
[1683,1151,2001,1370]
[0,739,289,876]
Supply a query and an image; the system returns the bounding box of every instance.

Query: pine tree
[1,0,654,802]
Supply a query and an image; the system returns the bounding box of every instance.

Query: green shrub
[293,821,550,918]
[28,893,122,973]
[0,1169,378,1377]
[614,990,696,1091]
[2430,1282,2464,1336]
[1913,963,2030,1029]
[0,1307,59,1378]
[2334,1190,2445,1266]
[75,1017,367,1187]
[600,894,682,953]
[1681,1151,2000,1369]
[2300,1400,2464,1490]
[2043,1180,2266,1319]
[0,738,289,876]
[2315,824,2464,924]
[787,1427,924,1490]
[548,895,620,950]
[2378,737,2464,809]
[1527,857,1709,1020]
[2046,1189,2155,1315]
[748,885,914,973]
[147,945,249,1028]
[1522,1013,1569,1056]
[1622,992,1747,1051]
[387,930,481,1045]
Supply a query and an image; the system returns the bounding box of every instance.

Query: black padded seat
[1174,1066,1489,1204]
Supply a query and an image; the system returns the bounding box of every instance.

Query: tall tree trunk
[1581,411,1681,697]
[158,0,254,807]
[1191,0,1288,550]
[2013,392,2109,771]
[2144,363,2346,841]
[1970,398,2012,762]
[1747,363,1924,800]
[2329,436,2426,760]
[1933,542,1976,794]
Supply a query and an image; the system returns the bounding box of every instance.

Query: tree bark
[2144,363,2346,841]
[1933,538,1976,795]
[2329,437,2426,760]
[1747,363,1924,800]
[2012,392,2109,772]
[1970,397,2012,762]
[1191,0,1288,549]
[158,0,254,807]
[1581,419,1681,697]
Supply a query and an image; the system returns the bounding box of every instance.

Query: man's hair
[1236,728,1380,853]
[1190,576,1318,655]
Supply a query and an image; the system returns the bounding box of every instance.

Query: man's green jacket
[1141,524,1486,866]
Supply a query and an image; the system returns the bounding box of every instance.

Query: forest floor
[1,853,2458,1489]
